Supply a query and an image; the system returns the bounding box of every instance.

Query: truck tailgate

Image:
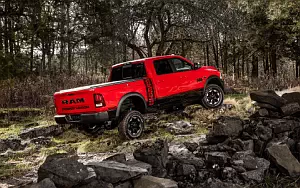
[54,89,96,115]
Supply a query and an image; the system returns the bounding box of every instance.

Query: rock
[258,108,269,117]
[134,139,168,177]
[255,123,272,141]
[205,152,230,166]
[77,180,113,188]
[232,150,255,160]
[281,103,300,116]
[254,139,266,156]
[134,175,178,188]
[205,178,242,188]
[20,125,65,139]
[124,159,152,174]
[183,142,198,153]
[165,121,195,135]
[221,167,237,180]
[87,161,148,184]
[0,138,22,152]
[241,169,264,183]
[103,153,126,163]
[282,92,300,105]
[30,178,56,188]
[38,154,89,188]
[80,167,97,185]
[256,102,279,111]
[266,144,300,177]
[256,157,270,172]
[243,140,254,151]
[250,90,287,108]
[176,164,196,176]
[211,116,243,138]
[264,119,300,134]
[243,156,258,170]
[30,136,52,147]
[206,134,228,145]
[115,181,133,188]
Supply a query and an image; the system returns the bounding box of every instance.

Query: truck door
[152,59,178,99]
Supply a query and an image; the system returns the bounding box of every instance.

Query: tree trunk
[265,51,269,74]
[242,47,245,78]
[67,3,72,76]
[206,43,210,66]
[296,59,300,78]
[270,48,277,76]
[212,38,219,68]
[251,55,258,78]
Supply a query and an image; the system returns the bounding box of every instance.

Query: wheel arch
[116,92,147,118]
[205,76,224,90]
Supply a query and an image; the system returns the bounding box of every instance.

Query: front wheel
[201,84,224,109]
[118,110,145,140]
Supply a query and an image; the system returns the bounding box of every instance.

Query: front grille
[67,115,81,122]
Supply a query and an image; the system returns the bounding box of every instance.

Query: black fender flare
[204,76,224,90]
[116,92,147,117]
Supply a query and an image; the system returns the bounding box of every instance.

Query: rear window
[111,63,146,82]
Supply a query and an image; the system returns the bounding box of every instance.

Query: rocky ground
[1,90,300,187]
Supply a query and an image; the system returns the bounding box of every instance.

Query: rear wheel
[201,84,224,109]
[118,110,144,140]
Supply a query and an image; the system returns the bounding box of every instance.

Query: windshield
[110,63,146,82]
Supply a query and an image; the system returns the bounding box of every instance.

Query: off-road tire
[201,84,224,109]
[118,110,145,140]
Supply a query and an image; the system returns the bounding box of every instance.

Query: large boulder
[282,92,300,105]
[250,90,287,108]
[210,116,243,138]
[281,103,300,116]
[124,159,152,175]
[205,152,230,166]
[134,176,178,188]
[266,144,300,177]
[133,139,168,177]
[38,154,89,188]
[264,119,300,134]
[87,161,148,184]
[103,153,126,163]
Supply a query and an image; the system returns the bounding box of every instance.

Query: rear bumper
[55,111,111,124]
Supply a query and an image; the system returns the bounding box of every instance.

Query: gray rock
[264,119,300,134]
[30,178,56,188]
[258,108,269,117]
[232,150,255,160]
[133,139,168,177]
[282,92,300,105]
[241,169,264,183]
[255,122,272,141]
[20,124,65,139]
[0,138,22,152]
[176,164,196,176]
[77,180,113,188]
[211,116,243,137]
[256,102,279,111]
[254,139,265,156]
[87,161,148,184]
[243,155,258,170]
[166,121,195,135]
[281,103,300,116]
[266,144,300,177]
[256,157,270,172]
[250,90,287,108]
[221,167,237,180]
[103,153,126,163]
[115,181,133,188]
[124,159,152,174]
[38,154,89,188]
[183,142,198,152]
[134,175,178,188]
[30,136,52,147]
[243,140,254,151]
[205,178,242,188]
[205,152,230,166]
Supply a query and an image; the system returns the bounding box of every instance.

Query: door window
[154,59,174,75]
[170,58,193,72]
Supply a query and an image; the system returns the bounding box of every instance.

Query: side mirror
[194,63,201,70]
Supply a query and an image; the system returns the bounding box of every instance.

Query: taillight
[94,94,105,108]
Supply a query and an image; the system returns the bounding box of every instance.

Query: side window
[170,58,193,72]
[154,60,174,75]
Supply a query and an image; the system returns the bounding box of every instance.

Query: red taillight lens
[94,94,105,108]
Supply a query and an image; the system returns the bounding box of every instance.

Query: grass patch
[0,125,23,139]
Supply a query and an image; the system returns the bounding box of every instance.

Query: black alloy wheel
[201,84,224,109]
[118,110,145,140]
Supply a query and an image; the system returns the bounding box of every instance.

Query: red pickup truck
[54,55,224,139]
